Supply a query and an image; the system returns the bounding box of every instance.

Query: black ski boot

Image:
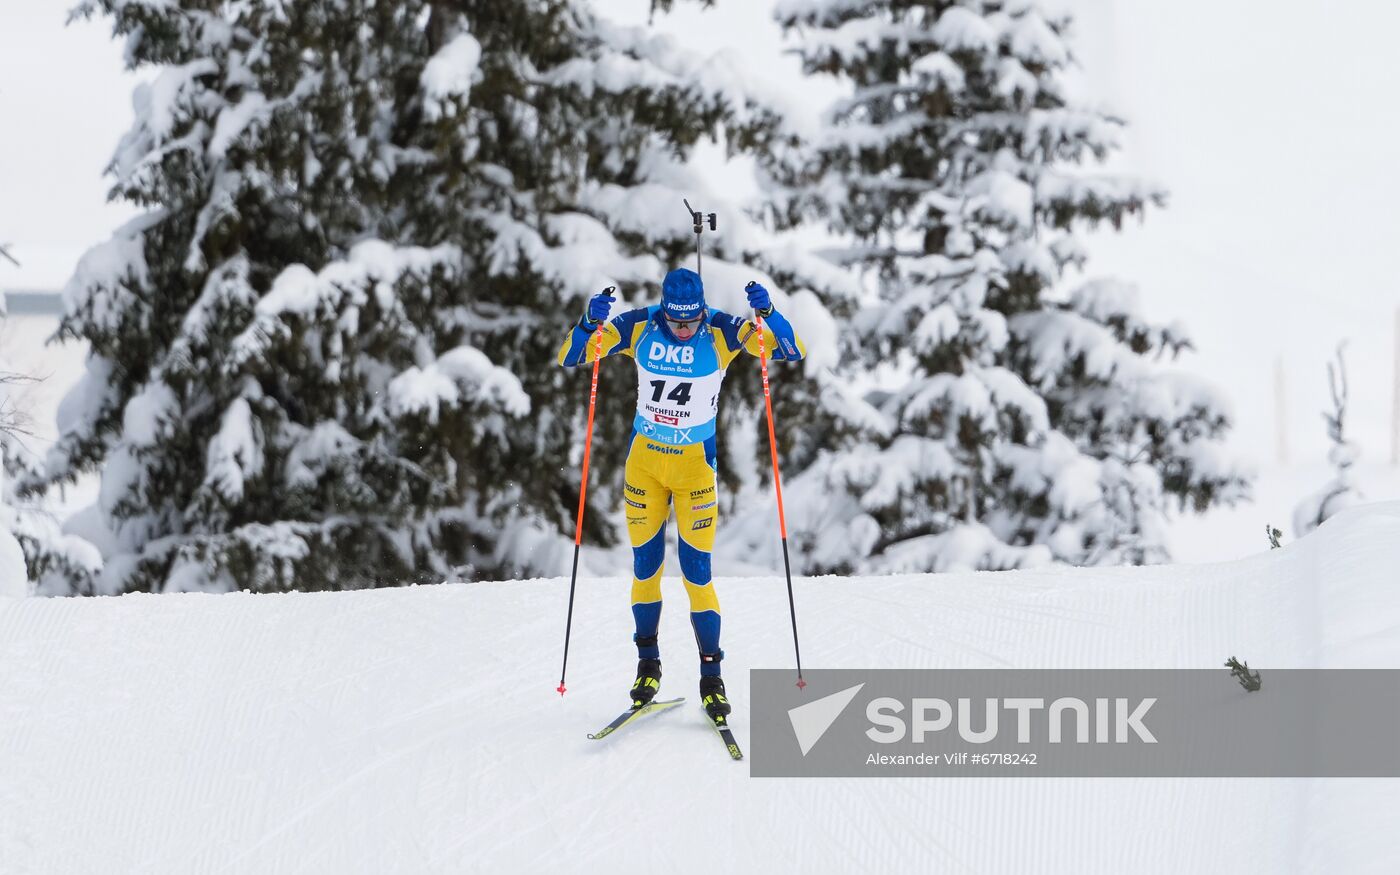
[700,675,732,725]
[630,658,662,709]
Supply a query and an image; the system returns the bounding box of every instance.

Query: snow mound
[2,503,1399,872]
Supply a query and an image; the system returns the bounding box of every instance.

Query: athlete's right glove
[583,288,615,326]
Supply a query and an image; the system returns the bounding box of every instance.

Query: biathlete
[557,267,805,725]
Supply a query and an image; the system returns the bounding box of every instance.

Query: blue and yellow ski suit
[558,304,805,674]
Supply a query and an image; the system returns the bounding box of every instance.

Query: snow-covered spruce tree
[1,296,101,596]
[1,415,102,598]
[761,0,1246,573]
[1294,344,1361,537]
[35,0,842,593]
[490,11,854,540]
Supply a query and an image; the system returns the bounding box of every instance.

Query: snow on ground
[3,503,1400,873]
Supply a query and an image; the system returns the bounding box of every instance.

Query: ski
[587,697,685,740]
[704,710,744,761]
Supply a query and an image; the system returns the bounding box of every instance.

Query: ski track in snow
[3,504,1400,873]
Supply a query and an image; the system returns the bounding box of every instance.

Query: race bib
[636,369,724,430]
[631,317,725,444]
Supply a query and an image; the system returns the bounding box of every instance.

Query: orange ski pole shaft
[558,289,612,696]
[747,282,806,690]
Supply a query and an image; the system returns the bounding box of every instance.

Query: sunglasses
[665,314,704,332]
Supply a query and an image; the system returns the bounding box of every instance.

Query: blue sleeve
[558,317,597,367]
[557,307,650,367]
[610,307,651,351]
[709,310,745,352]
[761,308,805,362]
[709,308,806,366]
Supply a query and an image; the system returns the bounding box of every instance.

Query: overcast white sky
[3,0,1399,465]
[0,1,141,289]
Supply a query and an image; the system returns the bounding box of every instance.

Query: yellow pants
[624,433,722,670]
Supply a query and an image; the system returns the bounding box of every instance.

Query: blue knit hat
[661,268,706,320]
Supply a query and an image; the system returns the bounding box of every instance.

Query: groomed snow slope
[3,504,1400,874]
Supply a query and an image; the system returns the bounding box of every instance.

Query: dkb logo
[648,343,694,364]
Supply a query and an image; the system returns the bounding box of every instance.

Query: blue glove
[584,288,615,325]
[745,282,773,316]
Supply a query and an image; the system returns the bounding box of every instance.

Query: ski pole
[746,281,806,690]
[557,286,614,696]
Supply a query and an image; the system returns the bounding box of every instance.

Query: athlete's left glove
[745,281,774,318]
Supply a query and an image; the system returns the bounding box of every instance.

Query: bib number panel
[636,369,723,429]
